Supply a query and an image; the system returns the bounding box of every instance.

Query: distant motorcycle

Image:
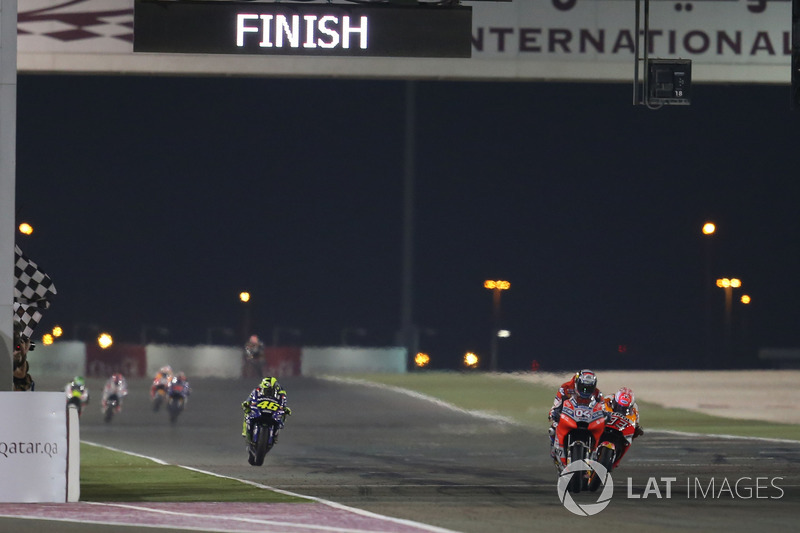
[101,373,127,423]
[65,380,89,416]
[152,383,168,412]
[244,397,286,466]
[103,394,120,423]
[166,377,190,423]
[552,397,606,493]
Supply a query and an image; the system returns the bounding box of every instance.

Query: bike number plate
[256,400,281,411]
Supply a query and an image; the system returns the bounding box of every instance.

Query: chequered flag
[13,245,57,340]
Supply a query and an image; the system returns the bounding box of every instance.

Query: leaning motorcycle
[244,397,286,466]
[103,394,120,423]
[552,397,606,493]
[166,379,188,423]
[588,411,637,491]
[66,386,89,416]
[152,382,168,412]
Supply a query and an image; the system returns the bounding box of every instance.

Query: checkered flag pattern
[13,245,57,340]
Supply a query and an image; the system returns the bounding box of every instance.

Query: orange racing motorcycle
[587,407,638,491]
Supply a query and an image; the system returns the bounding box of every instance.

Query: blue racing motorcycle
[244,397,286,466]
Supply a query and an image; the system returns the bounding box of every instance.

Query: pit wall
[28,343,407,379]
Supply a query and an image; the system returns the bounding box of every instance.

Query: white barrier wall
[25,343,407,378]
[301,347,407,375]
[27,341,86,379]
[145,345,242,379]
[0,392,71,502]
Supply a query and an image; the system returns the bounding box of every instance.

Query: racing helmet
[73,376,85,387]
[112,373,124,385]
[575,369,597,399]
[260,376,277,395]
[160,365,173,375]
[177,372,186,381]
[613,387,634,413]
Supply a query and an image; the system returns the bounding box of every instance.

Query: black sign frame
[134,0,472,58]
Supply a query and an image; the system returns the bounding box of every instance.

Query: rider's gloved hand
[550,409,561,424]
[634,425,644,438]
[285,406,292,416]
[241,400,249,412]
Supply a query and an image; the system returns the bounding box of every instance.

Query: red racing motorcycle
[553,397,606,493]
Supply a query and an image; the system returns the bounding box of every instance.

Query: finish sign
[133,0,473,58]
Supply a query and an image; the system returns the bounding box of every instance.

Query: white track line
[86,501,421,533]
[649,429,800,445]
[0,514,253,533]
[81,440,460,533]
[320,375,517,425]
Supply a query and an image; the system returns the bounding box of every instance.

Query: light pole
[484,280,510,372]
[716,277,741,364]
[702,222,715,366]
[239,291,251,342]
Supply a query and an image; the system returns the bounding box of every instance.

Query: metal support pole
[490,289,501,372]
[0,0,19,390]
[643,0,651,106]
[633,0,640,105]
[400,80,417,368]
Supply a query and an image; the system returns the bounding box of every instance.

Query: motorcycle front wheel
[568,442,588,493]
[248,425,272,466]
[168,398,183,423]
[588,446,615,492]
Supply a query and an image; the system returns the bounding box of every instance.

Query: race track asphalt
[3,376,799,532]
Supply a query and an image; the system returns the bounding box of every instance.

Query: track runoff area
[0,371,798,532]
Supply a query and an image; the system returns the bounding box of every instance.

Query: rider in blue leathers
[241,376,292,441]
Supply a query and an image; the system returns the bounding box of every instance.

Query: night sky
[13,75,800,371]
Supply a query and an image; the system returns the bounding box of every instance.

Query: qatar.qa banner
[0,392,68,502]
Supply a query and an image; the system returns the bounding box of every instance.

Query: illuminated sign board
[133,0,472,58]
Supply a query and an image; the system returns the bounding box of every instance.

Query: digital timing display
[133,0,472,58]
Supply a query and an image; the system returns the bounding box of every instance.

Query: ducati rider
[549,369,603,425]
[101,373,128,413]
[548,369,603,455]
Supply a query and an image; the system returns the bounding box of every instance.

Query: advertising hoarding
[0,392,69,502]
